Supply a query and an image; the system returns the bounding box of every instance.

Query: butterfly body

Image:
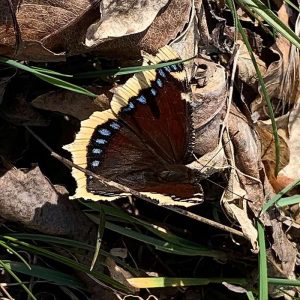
[65,46,203,207]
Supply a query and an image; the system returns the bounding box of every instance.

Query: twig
[25,126,245,238]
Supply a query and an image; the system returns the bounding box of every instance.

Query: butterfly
[64,46,203,207]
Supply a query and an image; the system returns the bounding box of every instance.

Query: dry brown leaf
[191,59,227,156]
[237,40,266,86]
[251,4,300,119]
[85,0,169,46]
[31,89,110,120]
[87,0,193,58]
[1,0,195,60]
[0,166,99,243]
[256,121,290,179]
[221,168,259,251]
[227,105,266,216]
[105,257,137,292]
[0,0,99,61]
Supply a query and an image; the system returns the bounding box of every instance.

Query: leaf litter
[0,0,300,299]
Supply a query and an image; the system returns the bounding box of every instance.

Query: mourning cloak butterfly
[64,46,203,207]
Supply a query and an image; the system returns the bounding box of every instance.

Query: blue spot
[92,148,102,154]
[88,175,93,180]
[163,66,172,72]
[158,69,166,78]
[137,95,147,104]
[123,102,135,112]
[99,128,111,136]
[156,78,163,88]
[171,64,178,71]
[110,122,120,130]
[96,139,107,145]
[150,88,157,96]
[91,160,100,167]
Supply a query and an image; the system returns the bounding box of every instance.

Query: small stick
[25,126,245,238]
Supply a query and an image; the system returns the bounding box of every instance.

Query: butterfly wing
[65,46,203,206]
[111,46,193,164]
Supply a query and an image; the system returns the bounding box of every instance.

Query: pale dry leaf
[105,257,137,292]
[227,105,266,216]
[222,168,258,252]
[236,40,266,86]
[191,60,226,156]
[86,0,169,46]
[188,144,226,179]
[31,89,110,121]
[85,0,192,59]
[281,102,300,179]
[110,248,128,259]
[170,1,200,79]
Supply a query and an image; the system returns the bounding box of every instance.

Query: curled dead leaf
[86,0,169,46]
[191,58,226,156]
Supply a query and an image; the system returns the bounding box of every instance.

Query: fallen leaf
[251,4,300,119]
[191,58,227,156]
[86,0,193,58]
[0,0,99,61]
[105,257,137,292]
[222,167,258,252]
[237,40,266,86]
[256,121,290,179]
[31,88,110,121]
[281,102,300,180]
[0,166,95,239]
[85,0,169,46]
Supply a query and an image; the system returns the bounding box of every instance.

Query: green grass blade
[236,0,300,49]
[284,0,300,13]
[0,240,31,270]
[5,233,138,275]
[257,221,268,300]
[86,214,225,258]
[276,195,300,207]
[127,276,248,288]
[261,178,300,213]
[83,202,211,250]
[268,277,300,286]
[0,260,37,300]
[75,57,194,79]
[226,0,280,175]
[4,261,86,290]
[30,66,73,77]
[246,290,256,300]
[2,236,130,293]
[90,207,105,271]
[0,57,96,97]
